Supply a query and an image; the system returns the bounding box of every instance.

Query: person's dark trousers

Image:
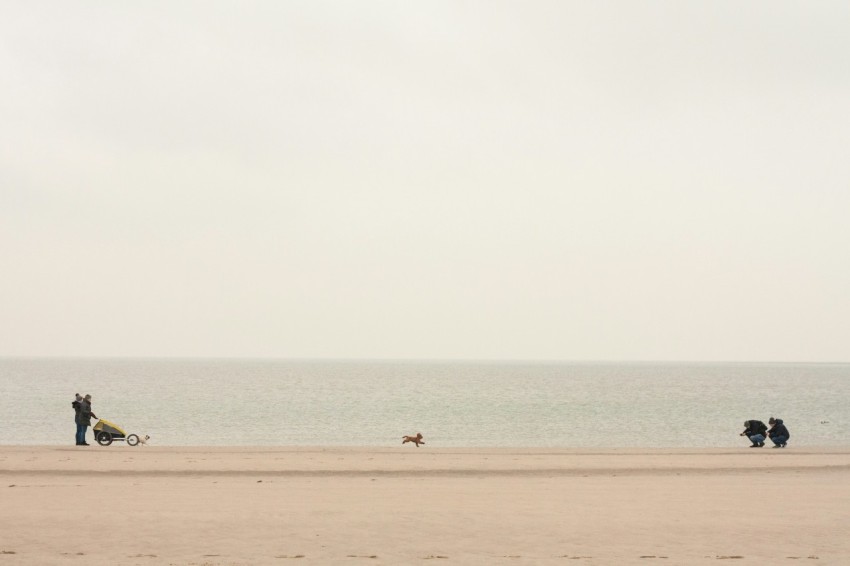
[76,424,86,445]
[771,435,788,447]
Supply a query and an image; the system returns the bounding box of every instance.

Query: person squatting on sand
[741,419,768,447]
[768,417,790,448]
[74,394,97,446]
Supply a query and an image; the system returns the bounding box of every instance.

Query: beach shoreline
[2,446,848,565]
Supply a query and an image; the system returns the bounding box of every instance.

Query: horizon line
[1,356,848,365]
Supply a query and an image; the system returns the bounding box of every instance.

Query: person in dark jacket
[76,394,97,446]
[740,419,768,447]
[768,417,790,448]
[72,393,84,445]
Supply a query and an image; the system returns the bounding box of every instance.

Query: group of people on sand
[66,391,795,450]
[741,417,790,448]
[71,393,97,446]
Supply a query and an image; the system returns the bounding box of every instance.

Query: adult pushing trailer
[93,419,142,446]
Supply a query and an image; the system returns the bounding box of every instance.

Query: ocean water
[0,358,847,448]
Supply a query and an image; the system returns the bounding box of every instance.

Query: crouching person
[740,419,768,447]
[768,417,790,448]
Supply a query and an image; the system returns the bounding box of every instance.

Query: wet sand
[1,446,849,565]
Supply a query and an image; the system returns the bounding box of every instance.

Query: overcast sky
[1,1,848,361]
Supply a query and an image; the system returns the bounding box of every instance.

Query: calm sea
[0,359,847,448]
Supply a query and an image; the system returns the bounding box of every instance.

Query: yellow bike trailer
[93,419,141,447]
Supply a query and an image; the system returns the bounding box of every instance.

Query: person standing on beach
[77,394,97,446]
[768,417,790,448]
[72,393,84,445]
[740,419,768,447]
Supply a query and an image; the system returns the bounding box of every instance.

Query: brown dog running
[402,433,424,447]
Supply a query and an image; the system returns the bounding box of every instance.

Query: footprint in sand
[129,554,157,558]
[275,555,305,559]
[561,557,592,560]
[346,555,378,559]
[1,550,17,555]
[639,557,668,559]
[423,556,448,560]
[715,557,744,560]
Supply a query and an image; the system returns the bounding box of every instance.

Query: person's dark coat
[74,401,84,425]
[77,400,96,427]
[743,420,767,437]
[768,419,790,439]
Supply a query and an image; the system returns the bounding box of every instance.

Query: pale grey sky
[1,1,848,361]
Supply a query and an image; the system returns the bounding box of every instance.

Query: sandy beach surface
[1,446,849,565]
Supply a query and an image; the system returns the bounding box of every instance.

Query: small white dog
[138,435,150,446]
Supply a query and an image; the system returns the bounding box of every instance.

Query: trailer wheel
[96,432,113,446]
[127,434,140,447]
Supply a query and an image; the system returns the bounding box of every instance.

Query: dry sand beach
[1,446,849,565]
